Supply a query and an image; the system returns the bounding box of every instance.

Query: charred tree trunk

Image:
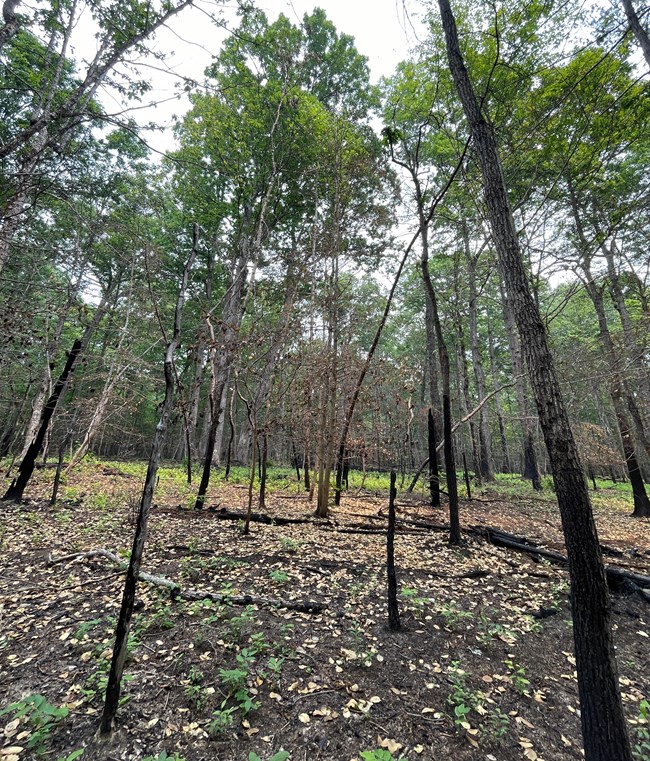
[427,409,440,507]
[100,241,195,735]
[386,470,400,631]
[438,3,632,757]
[463,228,494,480]
[422,255,461,545]
[3,339,82,502]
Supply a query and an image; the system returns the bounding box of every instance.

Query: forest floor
[1,461,649,761]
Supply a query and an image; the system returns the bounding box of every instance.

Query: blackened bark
[437,2,632,758]
[258,433,268,511]
[427,409,441,507]
[462,451,472,500]
[50,446,64,505]
[100,241,195,735]
[3,339,81,502]
[422,255,461,545]
[387,470,400,631]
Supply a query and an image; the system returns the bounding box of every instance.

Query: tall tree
[436,1,633,758]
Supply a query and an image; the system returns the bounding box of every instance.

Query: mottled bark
[437,2,632,757]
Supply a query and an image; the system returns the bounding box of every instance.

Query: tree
[436,0,633,758]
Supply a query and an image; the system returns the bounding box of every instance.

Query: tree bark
[621,0,650,68]
[463,227,494,480]
[3,339,81,502]
[387,471,401,631]
[100,241,195,735]
[437,2,632,757]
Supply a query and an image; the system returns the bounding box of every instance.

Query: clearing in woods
[1,461,648,761]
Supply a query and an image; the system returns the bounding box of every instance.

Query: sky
[103,0,429,154]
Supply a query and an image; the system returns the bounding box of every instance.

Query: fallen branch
[166,505,330,527]
[478,527,650,593]
[47,549,324,614]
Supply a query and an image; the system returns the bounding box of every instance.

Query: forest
[0,0,649,759]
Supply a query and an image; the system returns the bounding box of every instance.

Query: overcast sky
[106,0,428,154]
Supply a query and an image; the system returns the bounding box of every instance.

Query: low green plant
[504,660,530,695]
[447,662,479,729]
[207,704,236,737]
[227,605,254,640]
[476,615,518,644]
[142,753,185,761]
[359,749,406,761]
[269,569,289,584]
[73,618,102,641]
[439,602,473,629]
[484,707,510,740]
[279,537,299,552]
[249,751,291,761]
[400,585,427,613]
[633,699,650,761]
[0,694,69,756]
[184,666,209,709]
[56,752,85,761]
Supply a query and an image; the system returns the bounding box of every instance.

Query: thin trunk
[387,471,400,631]
[500,279,541,489]
[487,314,511,472]
[421,255,461,545]
[438,4,632,756]
[100,245,195,734]
[602,241,650,415]
[427,409,440,507]
[3,339,82,502]
[463,227,494,480]
[258,433,268,511]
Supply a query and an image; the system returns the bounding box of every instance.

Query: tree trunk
[100,241,195,735]
[621,0,650,68]
[487,313,511,472]
[3,339,82,502]
[499,279,541,489]
[194,249,248,508]
[387,471,400,631]
[421,255,461,545]
[437,3,632,757]
[463,227,494,480]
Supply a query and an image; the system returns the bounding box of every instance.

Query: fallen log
[478,527,650,592]
[47,549,324,614]
[170,505,331,527]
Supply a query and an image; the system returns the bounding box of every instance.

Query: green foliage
[359,749,406,761]
[400,585,428,614]
[142,753,185,761]
[633,700,650,761]
[207,705,236,737]
[439,602,473,629]
[278,537,300,552]
[269,569,289,584]
[56,751,85,761]
[0,695,69,756]
[504,660,530,695]
[248,750,291,761]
